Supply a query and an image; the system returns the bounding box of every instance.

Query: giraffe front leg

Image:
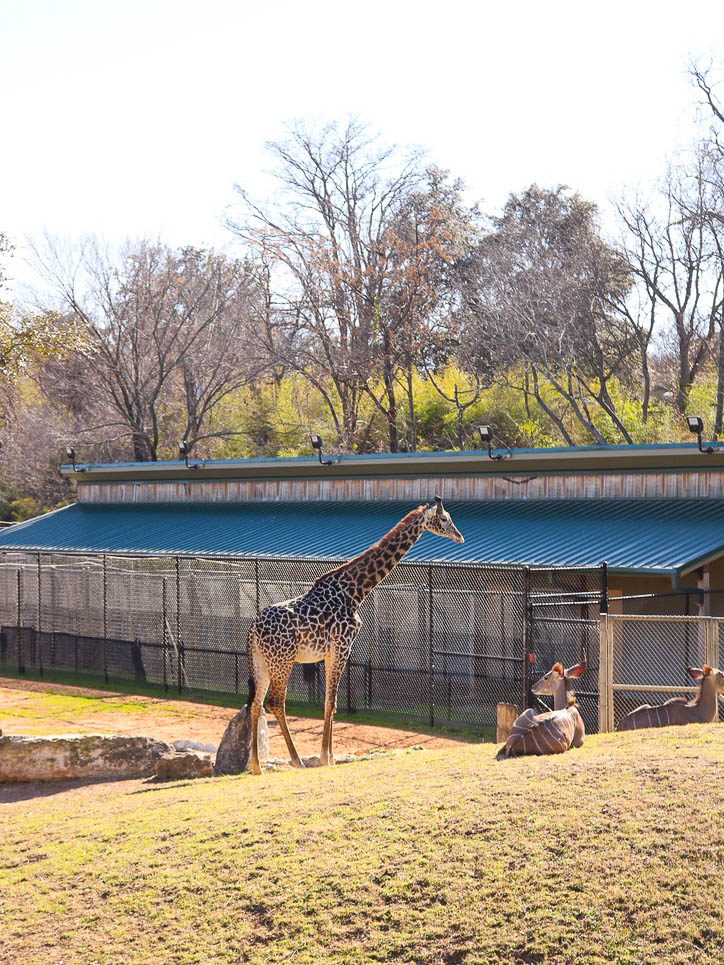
[321,651,347,767]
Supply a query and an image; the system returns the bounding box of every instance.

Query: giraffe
[245,497,464,775]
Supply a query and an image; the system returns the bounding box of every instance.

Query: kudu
[496,661,586,759]
[617,665,724,731]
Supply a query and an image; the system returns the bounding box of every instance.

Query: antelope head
[532,660,586,710]
[688,665,724,692]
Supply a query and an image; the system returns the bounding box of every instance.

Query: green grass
[0,665,492,740]
[1,722,722,964]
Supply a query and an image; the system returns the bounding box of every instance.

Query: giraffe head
[423,496,464,543]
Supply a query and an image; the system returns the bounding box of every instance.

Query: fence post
[36,555,43,678]
[17,568,24,674]
[346,659,351,713]
[706,618,718,670]
[598,613,609,732]
[428,564,435,727]
[102,554,108,684]
[162,577,168,694]
[175,557,182,692]
[50,564,56,667]
[600,561,609,615]
[521,567,530,711]
[255,559,260,615]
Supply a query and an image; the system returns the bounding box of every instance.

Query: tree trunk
[382,331,399,452]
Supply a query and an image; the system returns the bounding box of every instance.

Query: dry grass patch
[0,725,722,964]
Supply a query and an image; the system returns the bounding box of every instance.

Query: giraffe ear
[434,495,444,516]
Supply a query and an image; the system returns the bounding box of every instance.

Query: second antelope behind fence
[617,666,724,731]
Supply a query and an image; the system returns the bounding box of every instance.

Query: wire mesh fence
[528,568,602,734]
[3,551,723,737]
[0,552,538,734]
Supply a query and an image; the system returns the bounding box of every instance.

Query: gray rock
[215,706,268,774]
[155,751,214,781]
[172,739,217,754]
[0,734,171,783]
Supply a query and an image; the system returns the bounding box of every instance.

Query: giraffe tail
[246,624,257,708]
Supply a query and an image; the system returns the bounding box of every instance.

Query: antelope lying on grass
[496,661,586,759]
[617,665,724,731]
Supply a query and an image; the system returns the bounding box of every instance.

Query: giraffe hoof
[248,761,263,776]
[291,758,306,769]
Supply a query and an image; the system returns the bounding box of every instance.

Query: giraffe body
[246,499,464,774]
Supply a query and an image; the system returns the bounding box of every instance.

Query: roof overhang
[59,442,724,484]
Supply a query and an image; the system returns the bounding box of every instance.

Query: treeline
[1,64,724,519]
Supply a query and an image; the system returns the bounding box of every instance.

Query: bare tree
[458,186,636,445]
[228,121,473,452]
[31,238,267,460]
[616,156,722,414]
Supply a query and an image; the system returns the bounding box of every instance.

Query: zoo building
[0,442,722,734]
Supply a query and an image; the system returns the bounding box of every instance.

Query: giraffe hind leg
[267,679,305,768]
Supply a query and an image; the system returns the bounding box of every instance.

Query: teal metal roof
[0,499,723,576]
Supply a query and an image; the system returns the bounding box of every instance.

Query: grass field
[1,718,722,963]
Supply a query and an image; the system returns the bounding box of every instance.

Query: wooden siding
[76,470,724,504]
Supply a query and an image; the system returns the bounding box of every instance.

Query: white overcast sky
[1,0,723,293]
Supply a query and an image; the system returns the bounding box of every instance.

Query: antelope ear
[687,666,704,680]
[434,495,444,516]
[566,661,586,678]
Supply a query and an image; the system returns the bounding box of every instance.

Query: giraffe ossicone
[245,499,464,774]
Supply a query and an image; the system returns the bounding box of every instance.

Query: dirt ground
[0,676,471,759]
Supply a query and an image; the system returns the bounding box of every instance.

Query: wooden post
[496,703,518,743]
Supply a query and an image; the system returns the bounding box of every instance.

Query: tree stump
[496,703,518,743]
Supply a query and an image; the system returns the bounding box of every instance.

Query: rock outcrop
[215,706,269,774]
[155,751,214,781]
[0,734,171,783]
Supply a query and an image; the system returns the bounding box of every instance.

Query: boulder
[0,734,171,783]
[155,751,214,781]
[215,706,269,775]
[172,739,217,754]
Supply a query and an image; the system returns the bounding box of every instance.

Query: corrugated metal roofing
[0,499,723,575]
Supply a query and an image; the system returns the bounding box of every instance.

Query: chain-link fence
[3,551,719,737]
[601,614,724,730]
[528,568,602,734]
[0,551,536,734]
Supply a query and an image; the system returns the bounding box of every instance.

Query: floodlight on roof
[178,439,200,470]
[477,425,511,462]
[309,433,338,466]
[65,446,87,473]
[685,416,719,454]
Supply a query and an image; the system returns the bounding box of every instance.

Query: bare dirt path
[0,676,473,759]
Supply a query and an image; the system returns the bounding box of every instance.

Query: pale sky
[2,0,723,294]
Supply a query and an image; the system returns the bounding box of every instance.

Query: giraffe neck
[332,508,428,607]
